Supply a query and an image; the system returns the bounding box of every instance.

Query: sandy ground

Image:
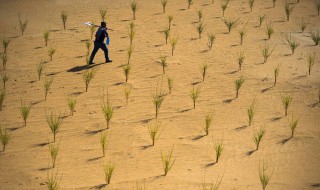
[0,0,320,189]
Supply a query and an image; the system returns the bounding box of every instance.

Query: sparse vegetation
[190,85,200,109]
[248,0,255,12]
[170,36,178,56]
[315,0,320,16]
[46,112,63,143]
[148,121,162,146]
[83,69,95,92]
[161,0,168,13]
[299,18,307,33]
[284,33,300,54]
[207,33,216,50]
[104,162,115,185]
[284,0,295,21]
[67,97,76,116]
[168,15,174,30]
[160,56,167,74]
[259,14,265,27]
[152,85,166,118]
[2,38,10,54]
[288,116,298,139]
[0,89,5,111]
[161,146,175,176]
[237,51,245,71]
[61,11,68,30]
[238,26,247,45]
[48,47,56,61]
[274,65,280,86]
[124,86,132,105]
[37,61,44,81]
[201,63,208,82]
[99,8,108,21]
[273,0,277,8]
[44,77,53,101]
[102,93,114,129]
[202,176,222,190]
[204,114,213,136]
[1,72,9,89]
[129,22,136,47]
[259,162,272,190]
[18,14,28,36]
[43,30,50,46]
[131,0,138,20]
[253,127,265,150]
[20,101,31,127]
[310,29,320,45]
[127,46,133,64]
[247,101,255,126]
[261,43,276,63]
[85,41,91,56]
[1,53,7,70]
[197,9,203,22]
[235,77,245,98]
[223,18,239,33]
[282,94,292,116]
[0,126,10,152]
[89,23,96,40]
[307,51,316,75]
[214,142,223,163]
[167,77,173,94]
[197,22,205,39]
[100,132,108,157]
[47,171,60,190]
[187,0,193,9]
[163,26,170,44]
[221,0,230,17]
[49,143,59,168]
[266,21,274,40]
[123,64,131,82]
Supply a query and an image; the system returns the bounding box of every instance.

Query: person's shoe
[106,60,112,63]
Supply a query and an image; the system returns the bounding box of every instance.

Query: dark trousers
[89,41,109,63]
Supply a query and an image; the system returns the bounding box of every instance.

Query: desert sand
[0,0,320,189]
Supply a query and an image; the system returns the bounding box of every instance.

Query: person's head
[101,21,106,28]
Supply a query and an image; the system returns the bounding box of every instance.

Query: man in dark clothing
[89,21,112,65]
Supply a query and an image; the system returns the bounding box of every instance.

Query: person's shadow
[67,63,104,72]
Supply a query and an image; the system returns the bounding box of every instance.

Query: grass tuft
[197,22,205,39]
[131,0,138,20]
[124,86,132,105]
[265,21,274,40]
[248,0,255,12]
[47,171,60,190]
[310,29,320,45]
[284,0,295,21]
[163,26,170,44]
[46,112,63,143]
[129,22,136,47]
[89,23,96,40]
[253,127,265,150]
[282,94,292,116]
[37,61,44,81]
[1,72,9,89]
[160,55,167,74]
[247,101,255,126]
[273,0,277,8]
[315,0,320,16]
[201,63,208,82]
[100,132,108,157]
[190,85,200,109]
[237,51,245,71]
[161,0,168,13]
[2,37,10,54]
[307,51,316,75]
[167,77,173,94]
[44,77,53,101]
[48,47,56,61]
[0,89,5,111]
[187,0,193,9]
[161,146,175,176]
[43,30,50,46]
[102,93,114,129]
[61,11,67,30]
[153,85,166,118]
[83,69,95,92]
[18,14,28,36]
[123,64,131,82]
[49,143,59,168]
[284,33,300,54]
[197,9,203,22]
[148,121,162,146]
[85,41,92,56]
[259,162,272,190]
[207,33,216,50]
[20,101,31,127]
[204,114,213,136]
[258,14,265,27]
[261,43,276,63]
[67,97,76,116]
[202,176,222,190]
[1,53,7,70]
[168,15,174,30]
[170,36,178,56]
[288,116,298,139]
[127,46,134,64]
[235,76,245,98]
[299,17,307,33]
[99,8,108,21]
[0,125,10,152]
[223,18,239,33]
[104,162,116,185]
[238,26,247,45]
[214,142,223,163]
[274,65,280,86]
[221,0,230,17]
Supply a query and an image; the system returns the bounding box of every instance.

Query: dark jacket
[95,27,108,43]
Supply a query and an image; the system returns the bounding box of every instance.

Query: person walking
[89,21,112,65]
